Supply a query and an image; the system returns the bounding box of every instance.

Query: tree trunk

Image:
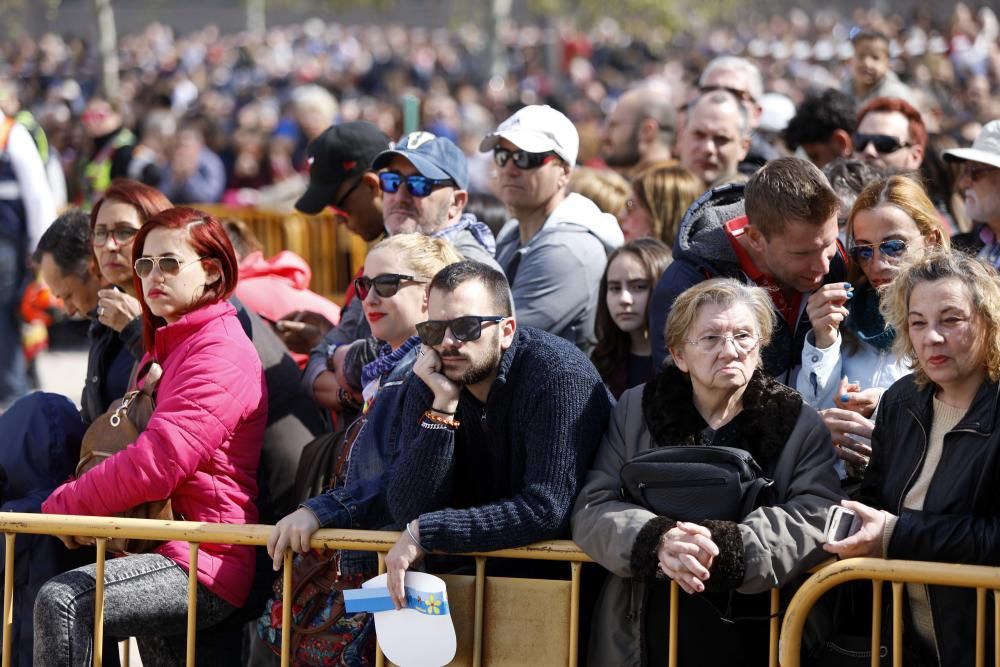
[247,0,265,35]
[93,0,119,101]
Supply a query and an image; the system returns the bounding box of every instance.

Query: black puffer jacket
[860,374,1000,666]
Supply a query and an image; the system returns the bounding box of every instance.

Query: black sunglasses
[850,239,908,263]
[493,148,559,170]
[354,273,427,299]
[416,315,506,345]
[93,227,139,246]
[853,133,912,155]
[378,172,454,198]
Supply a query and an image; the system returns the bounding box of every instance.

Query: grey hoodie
[495,192,624,354]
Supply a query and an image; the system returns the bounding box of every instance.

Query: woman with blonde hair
[620,161,701,247]
[827,249,1000,665]
[797,175,949,473]
[266,233,463,564]
[569,167,630,217]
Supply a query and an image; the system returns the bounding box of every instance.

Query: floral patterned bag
[256,548,375,666]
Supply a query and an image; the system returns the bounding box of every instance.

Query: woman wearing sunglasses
[35,208,268,665]
[797,175,948,473]
[264,233,461,579]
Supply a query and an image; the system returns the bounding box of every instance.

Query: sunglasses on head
[850,239,908,263]
[853,133,912,155]
[493,148,559,170]
[92,227,138,246]
[354,273,427,299]
[378,172,454,198]
[416,315,506,345]
[134,255,206,278]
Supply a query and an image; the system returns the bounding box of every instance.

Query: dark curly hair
[783,88,857,150]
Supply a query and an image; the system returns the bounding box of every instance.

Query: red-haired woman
[34,208,268,665]
[83,178,172,425]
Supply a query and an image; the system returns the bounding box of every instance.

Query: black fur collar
[641,363,803,465]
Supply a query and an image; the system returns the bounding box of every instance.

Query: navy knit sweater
[387,326,613,553]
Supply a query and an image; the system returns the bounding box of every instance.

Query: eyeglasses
[416,315,506,345]
[850,239,908,263]
[354,273,428,299]
[134,255,207,278]
[331,176,363,211]
[698,85,756,104]
[853,133,912,155]
[378,172,454,198]
[93,227,139,247]
[493,148,560,170]
[685,331,760,354]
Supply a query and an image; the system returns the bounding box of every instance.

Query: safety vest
[14,110,48,164]
[82,126,135,206]
[0,117,28,266]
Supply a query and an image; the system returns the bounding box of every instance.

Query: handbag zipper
[639,478,726,489]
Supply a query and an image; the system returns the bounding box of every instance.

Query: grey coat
[571,367,842,665]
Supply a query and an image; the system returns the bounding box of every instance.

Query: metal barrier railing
[0,513,846,667]
[192,204,370,302]
[0,513,590,667]
[779,557,1000,667]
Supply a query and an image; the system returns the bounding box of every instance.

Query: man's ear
[831,128,853,158]
[744,224,767,254]
[362,171,380,197]
[500,316,517,350]
[450,189,469,219]
[738,135,752,161]
[638,117,658,147]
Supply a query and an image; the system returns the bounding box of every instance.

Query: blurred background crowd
[1,2,997,211]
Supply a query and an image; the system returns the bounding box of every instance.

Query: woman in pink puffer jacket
[35,208,267,666]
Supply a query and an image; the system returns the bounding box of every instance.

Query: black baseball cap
[295,122,391,215]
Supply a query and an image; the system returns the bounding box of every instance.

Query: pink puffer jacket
[43,300,267,607]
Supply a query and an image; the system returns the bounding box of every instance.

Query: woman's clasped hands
[657,521,720,594]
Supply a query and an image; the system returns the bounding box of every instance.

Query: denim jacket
[301,345,418,573]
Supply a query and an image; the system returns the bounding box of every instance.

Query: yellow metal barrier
[0,513,812,666]
[192,204,369,302]
[779,557,1000,667]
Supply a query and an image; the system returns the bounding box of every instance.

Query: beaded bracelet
[421,410,460,429]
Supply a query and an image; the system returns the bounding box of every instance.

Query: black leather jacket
[859,374,1000,666]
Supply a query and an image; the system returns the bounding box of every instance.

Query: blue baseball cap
[371,131,469,191]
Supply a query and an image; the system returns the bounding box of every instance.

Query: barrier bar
[472,557,486,667]
[891,581,902,667]
[186,543,199,667]
[769,587,780,667]
[569,561,581,667]
[93,538,107,667]
[280,550,292,667]
[668,580,679,667]
[375,553,385,667]
[3,533,15,667]
[995,590,1000,667]
[780,558,1000,667]
[978,587,987,667]
[871,580,883,667]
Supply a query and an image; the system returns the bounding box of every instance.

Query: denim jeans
[0,236,27,406]
[33,553,237,667]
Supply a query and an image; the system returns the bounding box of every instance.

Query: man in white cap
[945,120,1000,267]
[480,104,623,354]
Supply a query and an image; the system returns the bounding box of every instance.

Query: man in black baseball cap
[295,121,390,242]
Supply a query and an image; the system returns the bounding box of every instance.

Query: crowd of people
[0,4,997,666]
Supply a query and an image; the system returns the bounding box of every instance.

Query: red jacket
[43,300,268,607]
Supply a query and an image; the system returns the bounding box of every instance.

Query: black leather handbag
[620,445,774,521]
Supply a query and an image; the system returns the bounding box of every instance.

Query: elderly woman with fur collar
[572,278,843,665]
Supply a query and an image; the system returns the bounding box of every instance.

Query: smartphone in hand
[824,505,861,543]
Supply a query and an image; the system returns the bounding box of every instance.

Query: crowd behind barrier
[2,3,1000,665]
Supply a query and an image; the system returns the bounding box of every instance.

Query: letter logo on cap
[403,131,436,150]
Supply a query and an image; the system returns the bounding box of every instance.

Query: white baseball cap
[943,119,1000,170]
[479,104,579,165]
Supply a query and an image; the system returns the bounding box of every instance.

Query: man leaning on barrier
[381,260,613,607]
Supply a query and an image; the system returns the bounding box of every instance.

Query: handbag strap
[128,360,162,396]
